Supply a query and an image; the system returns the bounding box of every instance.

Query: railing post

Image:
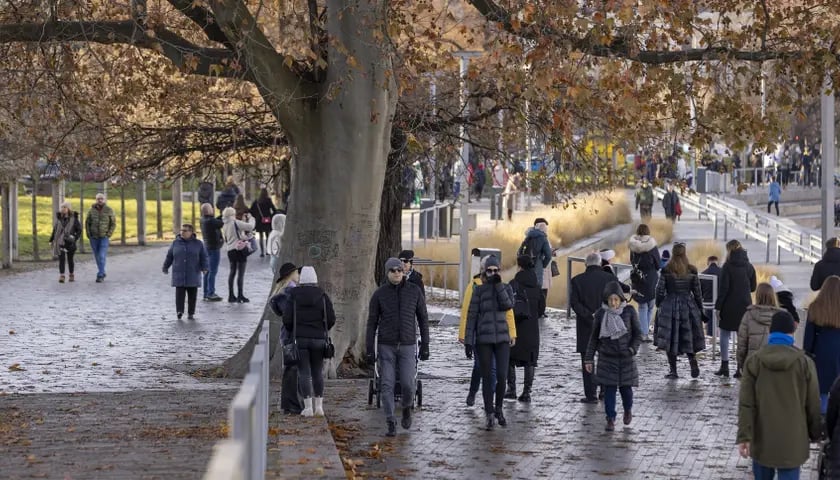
[723,215,728,241]
[766,233,771,263]
[566,256,573,319]
[410,212,415,250]
[713,213,718,240]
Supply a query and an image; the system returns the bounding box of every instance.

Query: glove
[486,273,501,284]
[464,344,473,359]
[365,352,376,365]
[419,343,429,361]
[162,267,168,274]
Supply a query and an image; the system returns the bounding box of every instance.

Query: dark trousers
[469,352,496,394]
[58,250,75,274]
[175,286,198,315]
[280,364,302,413]
[804,165,812,186]
[227,250,248,297]
[581,353,597,400]
[477,342,510,414]
[297,337,326,398]
[539,289,548,317]
[767,201,779,216]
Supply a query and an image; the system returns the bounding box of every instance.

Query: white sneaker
[313,397,324,417]
[301,398,313,417]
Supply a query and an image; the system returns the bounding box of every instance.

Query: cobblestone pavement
[326,316,822,479]
[0,246,273,393]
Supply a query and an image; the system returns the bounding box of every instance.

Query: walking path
[1,190,825,479]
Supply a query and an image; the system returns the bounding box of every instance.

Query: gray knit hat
[385,257,403,274]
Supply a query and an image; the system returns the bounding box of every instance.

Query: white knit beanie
[299,266,318,285]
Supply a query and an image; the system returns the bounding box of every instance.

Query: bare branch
[165,0,234,50]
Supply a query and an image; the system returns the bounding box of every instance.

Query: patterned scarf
[600,303,628,340]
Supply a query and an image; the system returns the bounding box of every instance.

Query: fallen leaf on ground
[8,330,14,335]
[8,364,24,372]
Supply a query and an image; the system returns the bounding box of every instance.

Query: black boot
[714,361,730,377]
[495,407,507,427]
[485,412,495,430]
[665,353,678,379]
[733,366,742,379]
[504,365,517,399]
[689,355,700,379]
[518,366,534,402]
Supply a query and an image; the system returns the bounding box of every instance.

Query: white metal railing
[204,321,270,480]
[411,259,460,301]
[409,202,455,249]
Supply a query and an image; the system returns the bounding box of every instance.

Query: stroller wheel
[368,379,374,406]
[416,380,423,408]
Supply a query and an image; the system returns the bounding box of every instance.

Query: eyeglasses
[389,268,403,274]
[485,268,499,274]
[674,242,685,247]
[400,259,412,263]
[180,229,191,233]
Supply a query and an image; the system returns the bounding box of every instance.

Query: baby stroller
[368,340,423,409]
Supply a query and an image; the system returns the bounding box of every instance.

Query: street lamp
[821,74,835,245]
[454,50,482,304]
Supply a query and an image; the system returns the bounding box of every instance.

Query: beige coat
[737,305,783,369]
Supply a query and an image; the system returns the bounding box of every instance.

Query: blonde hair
[754,283,778,307]
[809,276,840,328]
[200,203,214,216]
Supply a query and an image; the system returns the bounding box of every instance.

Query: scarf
[768,332,794,346]
[600,303,628,340]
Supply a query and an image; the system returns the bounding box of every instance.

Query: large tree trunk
[219,1,395,378]
[374,127,408,285]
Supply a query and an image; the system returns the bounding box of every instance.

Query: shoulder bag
[233,222,257,256]
[550,259,560,277]
[282,300,300,366]
[256,203,271,224]
[322,297,335,359]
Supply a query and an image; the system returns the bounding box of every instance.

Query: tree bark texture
[375,127,408,285]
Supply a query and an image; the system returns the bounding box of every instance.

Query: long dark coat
[810,247,840,291]
[509,269,541,366]
[662,190,679,219]
[654,269,706,354]
[715,249,757,331]
[163,235,209,288]
[570,265,616,353]
[250,198,277,234]
[803,318,840,395]
[584,284,642,387]
[629,234,660,303]
[824,376,840,478]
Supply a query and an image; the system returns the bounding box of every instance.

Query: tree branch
[165,0,235,50]
[0,21,248,79]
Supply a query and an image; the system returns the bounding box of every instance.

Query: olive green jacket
[86,204,116,239]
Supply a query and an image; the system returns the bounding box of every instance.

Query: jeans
[270,255,278,276]
[89,237,109,278]
[822,393,830,414]
[58,250,75,275]
[581,353,597,400]
[378,344,417,422]
[720,328,733,361]
[203,247,221,298]
[603,385,633,420]
[637,300,655,336]
[297,337,326,398]
[767,201,779,216]
[752,460,800,480]
[175,286,198,315]
[477,342,510,414]
[469,352,496,395]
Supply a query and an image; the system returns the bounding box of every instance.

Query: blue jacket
[803,319,840,394]
[163,235,209,288]
[769,181,782,203]
[523,227,553,288]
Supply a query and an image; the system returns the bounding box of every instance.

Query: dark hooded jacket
[509,269,541,365]
[405,269,426,297]
[715,249,757,331]
[163,234,209,288]
[775,288,800,324]
[200,214,224,250]
[520,227,553,288]
[654,267,706,354]
[282,285,336,340]
[629,234,660,303]
[366,279,429,354]
[584,282,642,387]
[570,265,617,353]
[662,190,679,218]
[810,247,840,291]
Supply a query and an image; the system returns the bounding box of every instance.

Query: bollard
[765,233,771,263]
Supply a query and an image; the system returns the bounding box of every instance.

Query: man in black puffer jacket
[366,257,430,437]
[810,237,840,291]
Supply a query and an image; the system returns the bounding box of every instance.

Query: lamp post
[454,50,482,304]
[821,74,835,245]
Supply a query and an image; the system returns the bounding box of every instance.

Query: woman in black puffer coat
[654,243,706,379]
[714,240,756,378]
[506,255,542,403]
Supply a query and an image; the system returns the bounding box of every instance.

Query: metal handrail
[409,202,454,249]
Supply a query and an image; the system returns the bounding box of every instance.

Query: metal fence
[203,321,270,480]
[412,259,460,301]
[408,202,455,249]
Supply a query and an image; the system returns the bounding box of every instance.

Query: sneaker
[177,312,183,320]
[386,420,397,437]
[466,392,476,407]
[642,335,652,343]
[401,408,412,429]
[68,274,74,282]
[95,276,103,283]
[207,295,223,302]
[238,296,250,303]
[59,275,65,283]
[579,397,598,404]
[623,410,632,425]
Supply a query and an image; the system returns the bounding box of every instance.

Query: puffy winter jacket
[282,285,336,340]
[716,249,757,331]
[737,305,783,369]
[162,235,209,288]
[810,247,840,291]
[366,280,429,354]
[86,203,115,239]
[200,215,224,250]
[465,280,516,345]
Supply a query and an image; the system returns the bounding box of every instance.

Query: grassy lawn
[1,193,181,259]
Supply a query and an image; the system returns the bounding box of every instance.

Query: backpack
[638,187,653,204]
[510,280,530,318]
[518,235,542,263]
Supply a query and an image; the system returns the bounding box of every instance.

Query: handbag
[282,300,300,366]
[322,297,335,359]
[233,223,256,256]
[550,259,560,277]
[256,203,271,224]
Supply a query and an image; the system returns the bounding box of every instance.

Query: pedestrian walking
[715,239,757,378]
[221,206,255,303]
[505,255,541,403]
[635,178,654,219]
[464,255,517,430]
[629,224,661,341]
[162,224,209,320]
[85,193,116,283]
[769,275,800,324]
[584,282,642,432]
[654,243,706,379]
[570,252,616,403]
[249,187,277,257]
[662,182,679,223]
[199,203,224,301]
[49,201,82,283]
[398,250,426,297]
[823,376,840,478]
[700,256,722,337]
[267,213,286,275]
[803,275,840,414]
[474,163,486,200]
[269,262,302,414]
[366,258,430,437]
[233,193,249,218]
[458,255,508,406]
[281,266,336,417]
[737,311,821,480]
[810,237,840,291]
[768,177,781,216]
[803,148,814,187]
[503,172,521,221]
[517,218,553,289]
[736,283,783,376]
[215,175,239,211]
